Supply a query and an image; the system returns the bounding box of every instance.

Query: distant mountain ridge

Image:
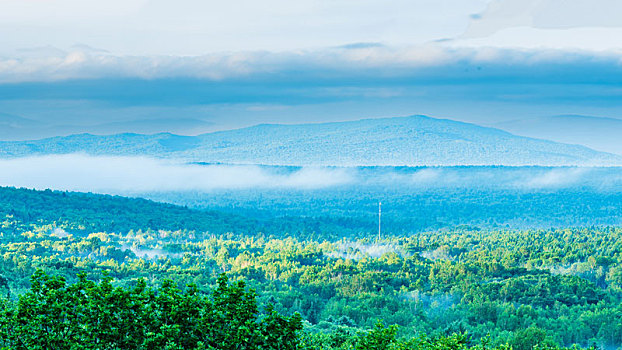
[0,113,214,141]
[493,115,622,155]
[0,115,620,166]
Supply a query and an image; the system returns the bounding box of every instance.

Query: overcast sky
[1,0,622,137]
[0,0,486,55]
[3,0,622,56]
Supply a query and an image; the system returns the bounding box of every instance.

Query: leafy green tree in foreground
[0,271,302,350]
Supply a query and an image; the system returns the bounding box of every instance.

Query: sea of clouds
[1,154,621,195]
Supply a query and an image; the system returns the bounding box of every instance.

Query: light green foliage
[0,187,620,349]
[0,227,619,348]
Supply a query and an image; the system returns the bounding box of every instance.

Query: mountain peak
[0,115,619,166]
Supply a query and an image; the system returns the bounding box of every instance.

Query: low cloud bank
[0,154,353,192]
[0,154,620,194]
[364,166,622,191]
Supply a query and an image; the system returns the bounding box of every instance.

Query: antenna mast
[378,201,382,242]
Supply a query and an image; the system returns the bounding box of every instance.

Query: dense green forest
[149,186,622,234]
[144,166,622,233]
[0,186,620,349]
[0,186,387,238]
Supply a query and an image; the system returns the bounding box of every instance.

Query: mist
[0,154,354,192]
[326,242,410,261]
[363,166,622,191]
[0,154,621,195]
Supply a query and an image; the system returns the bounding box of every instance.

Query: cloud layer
[0,155,354,192]
[2,44,622,83]
[0,155,620,194]
[2,0,622,84]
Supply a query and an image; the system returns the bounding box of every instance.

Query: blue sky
[1,0,622,138]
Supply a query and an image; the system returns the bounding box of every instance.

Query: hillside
[0,115,620,166]
[0,186,373,237]
[493,114,622,155]
[0,186,260,234]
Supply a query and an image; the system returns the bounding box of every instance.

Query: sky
[1,0,622,140]
[0,0,487,55]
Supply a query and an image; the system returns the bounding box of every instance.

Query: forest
[143,165,622,233]
[0,186,621,348]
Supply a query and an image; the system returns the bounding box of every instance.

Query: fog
[119,245,183,260]
[326,242,409,260]
[0,154,620,194]
[366,166,622,191]
[0,154,353,192]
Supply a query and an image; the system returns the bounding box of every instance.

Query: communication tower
[378,201,382,242]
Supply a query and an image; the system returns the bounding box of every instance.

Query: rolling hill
[493,114,622,155]
[0,115,619,166]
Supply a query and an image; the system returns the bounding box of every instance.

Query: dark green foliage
[509,327,553,350]
[0,271,302,350]
[0,186,259,234]
[355,320,398,350]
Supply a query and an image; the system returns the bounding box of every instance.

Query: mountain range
[493,115,622,155]
[0,112,214,140]
[0,115,619,166]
